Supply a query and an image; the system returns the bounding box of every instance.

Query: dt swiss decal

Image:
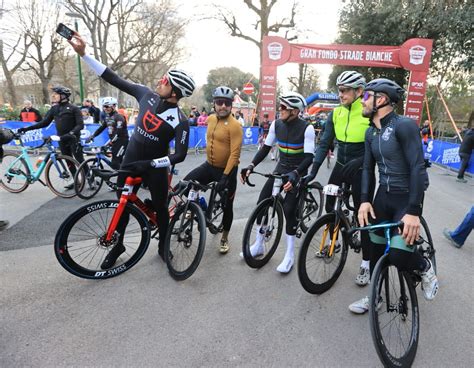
[142,111,164,133]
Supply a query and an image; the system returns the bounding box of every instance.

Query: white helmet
[279,92,307,112]
[167,69,195,98]
[336,71,366,89]
[102,97,118,106]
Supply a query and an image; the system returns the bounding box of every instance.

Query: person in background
[236,111,245,126]
[117,104,129,123]
[420,120,430,146]
[82,99,100,124]
[443,206,474,248]
[191,106,200,120]
[81,108,95,125]
[188,112,197,126]
[456,128,473,183]
[197,109,208,126]
[19,100,42,122]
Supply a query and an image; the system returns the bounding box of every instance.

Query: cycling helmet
[279,92,307,112]
[336,71,366,89]
[212,86,234,100]
[365,78,405,103]
[167,69,195,98]
[51,86,71,98]
[102,96,118,106]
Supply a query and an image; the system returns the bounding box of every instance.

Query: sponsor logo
[245,128,252,138]
[180,130,187,144]
[137,126,159,142]
[381,126,393,141]
[427,140,434,153]
[408,100,422,104]
[87,202,117,213]
[411,81,424,89]
[261,84,275,89]
[407,107,420,113]
[267,42,283,60]
[147,97,156,106]
[107,264,127,276]
[442,147,460,165]
[263,75,275,81]
[408,91,424,97]
[142,111,164,133]
[262,93,275,97]
[409,45,427,65]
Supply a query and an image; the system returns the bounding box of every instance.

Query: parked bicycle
[241,171,324,269]
[0,133,80,198]
[347,221,435,368]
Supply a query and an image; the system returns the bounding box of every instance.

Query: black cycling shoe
[101,243,126,270]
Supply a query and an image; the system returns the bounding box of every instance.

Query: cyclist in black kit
[86,96,129,170]
[69,33,195,269]
[349,78,439,314]
[18,86,84,188]
[241,92,315,273]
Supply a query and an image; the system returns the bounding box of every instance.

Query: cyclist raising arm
[241,92,315,273]
[68,33,195,269]
[349,78,438,314]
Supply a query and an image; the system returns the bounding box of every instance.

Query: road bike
[0,133,80,198]
[347,221,436,368]
[54,168,187,279]
[241,171,324,268]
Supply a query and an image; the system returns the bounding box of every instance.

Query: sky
[176,0,343,90]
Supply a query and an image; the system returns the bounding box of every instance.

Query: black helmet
[51,86,72,99]
[365,78,405,103]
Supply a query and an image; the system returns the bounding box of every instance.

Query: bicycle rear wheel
[242,197,283,268]
[165,201,206,281]
[54,200,150,279]
[74,158,105,200]
[298,183,324,233]
[369,255,419,367]
[45,154,79,198]
[0,153,30,193]
[297,213,349,294]
[206,188,225,234]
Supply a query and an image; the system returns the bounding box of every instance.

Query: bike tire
[299,184,324,233]
[242,197,284,269]
[369,255,419,367]
[165,201,206,281]
[0,152,30,193]
[74,158,105,200]
[45,154,80,198]
[206,188,225,235]
[54,200,150,279]
[297,213,349,294]
[419,216,436,273]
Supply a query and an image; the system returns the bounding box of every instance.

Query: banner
[423,139,474,174]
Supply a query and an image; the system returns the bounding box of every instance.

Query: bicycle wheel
[242,197,284,268]
[206,189,225,235]
[74,158,105,200]
[45,154,79,198]
[369,255,419,367]
[298,184,324,233]
[165,201,206,281]
[419,216,436,273]
[0,152,30,193]
[297,213,349,294]
[54,200,150,279]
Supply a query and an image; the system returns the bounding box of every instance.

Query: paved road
[1,148,473,367]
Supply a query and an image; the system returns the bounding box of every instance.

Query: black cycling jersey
[27,102,83,137]
[93,110,128,141]
[100,68,189,166]
[361,111,429,216]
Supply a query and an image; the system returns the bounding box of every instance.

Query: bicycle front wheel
[242,197,283,269]
[297,213,349,294]
[369,255,419,367]
[45,154,79,198]
[55,200,150,279]
[298,183,324,233]
[165,201,206,281]
[74,158,105,200]
[206,189,225,234]
[0,152,30,193]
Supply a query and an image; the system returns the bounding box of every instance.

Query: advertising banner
[423,139,474,174]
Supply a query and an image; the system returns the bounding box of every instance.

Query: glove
[215,174,228,192]
[240,164,254,182]
[302,173,315,186]
[86,136,94,144]
[284,170,299,186]
[341,157,364,181]
[122,160,153,174]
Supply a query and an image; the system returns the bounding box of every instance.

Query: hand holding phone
[56,23,74,40]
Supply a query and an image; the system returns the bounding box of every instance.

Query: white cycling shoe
[276,255,294,274]
[240,242,265,258]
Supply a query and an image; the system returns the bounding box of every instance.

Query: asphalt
[1,148,473,367]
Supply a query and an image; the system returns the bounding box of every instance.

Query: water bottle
[199,196,207,211]
[35,156,44,168]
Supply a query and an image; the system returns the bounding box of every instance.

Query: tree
[202,67,258,104]
[288,64,321,97]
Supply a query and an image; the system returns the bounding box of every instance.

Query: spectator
[117,104,129,123]
[457,128,474,183]
[443,207,474,248]
[235,111,245,126]
[188,112,197,126]
[81,108,95,124]
[82,98,100,123]
[19,100,42,122]
[197,110,208,126]
[191,106,200,119]
[420,120,430,145]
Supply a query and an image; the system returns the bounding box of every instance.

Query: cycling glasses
[363,91,382,101]
[279,104,291,111]
[103,105,112,108]
[214,98,232,107]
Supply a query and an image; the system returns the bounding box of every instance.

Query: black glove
[240,164,254,182]
[17,127,30,134]
[86,136,94,144]
[284,170,299,186]
[215,174,228,192]
[302,173,315,186]
[341,157,364,181]
[122,160,153,174]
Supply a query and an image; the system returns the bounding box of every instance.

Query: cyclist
[86,97,129,170]
[69,32,195,269]
[304,71,373,286]
[349,78,438,314]
[18,86,84,187]
[241,92,315,273]
[182,86,243,254]
[259,112,277,160]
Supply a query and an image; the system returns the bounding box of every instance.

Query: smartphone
[56,23,74,40]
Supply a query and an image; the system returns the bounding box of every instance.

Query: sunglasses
[160,75,169,86]
[214,98,232,107]
[363,91,381,102]
[103,105,112,108]
[279,104,289,111]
